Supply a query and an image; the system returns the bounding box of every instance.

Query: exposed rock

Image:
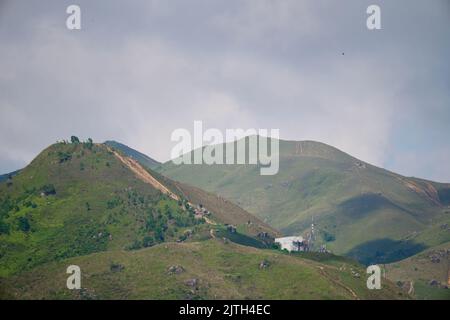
[429,279,439,287]
[78,288,98,300]
[428,249,449,263]
[354,161,366,168]
[110,263,125,272]
[185,278,198,289]
[351,269,361,278]
[259,260,270,269]
[167,265,185,275]
[430,256,440,263]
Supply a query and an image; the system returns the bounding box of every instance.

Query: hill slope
[0,239,405,300]
[386,241,450,300]
[158,138,450,264]
[0,142,208,277]
[0,141,279,278]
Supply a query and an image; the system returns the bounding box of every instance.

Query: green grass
[385,242,450,300]
[414,281,450,300]
[0,142,204,277]
[0,240,406,300]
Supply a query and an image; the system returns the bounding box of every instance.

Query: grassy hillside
[158,138,450,264]
[152,169,280,238]
[0,239,406,300]
[0,140,280,279]
[0,142,205,277]
[385,242,450,300]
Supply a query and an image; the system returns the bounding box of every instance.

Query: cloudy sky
[0,0,449,181]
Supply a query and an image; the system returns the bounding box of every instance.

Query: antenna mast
[309,216,315,251]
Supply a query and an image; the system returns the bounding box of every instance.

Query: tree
[18,216,30,232]
[41,184,56,195]
[70,136,80,144]
[0,220,10,235]
[86,138,93,149]
[58,151,72,163]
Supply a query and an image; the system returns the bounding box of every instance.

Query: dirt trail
[317,267,359,300]
[111,149,179,201]
[110,148,219,227]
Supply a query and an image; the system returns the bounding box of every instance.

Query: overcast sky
[0,0,449,182]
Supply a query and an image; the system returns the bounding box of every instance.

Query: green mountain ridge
[158,138,450,265]
[0,140,405,299]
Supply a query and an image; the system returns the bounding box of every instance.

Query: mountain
[0,141,275,278]
[104,140,161,169]
[0,140,405,299]
[0,170,21,183]
[158,138,450,265]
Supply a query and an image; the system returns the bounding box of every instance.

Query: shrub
[323,231,336,242]
[143,236,155,248]
[0,220,10,235]
[85,138,93,150]
[18,216,30,232]
[41,184,56,195]
[57,151,72,163]
[126,240,143,251]
[70,136,80,144]
[107,197,122,209]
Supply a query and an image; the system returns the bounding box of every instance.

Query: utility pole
[310,216,315,251]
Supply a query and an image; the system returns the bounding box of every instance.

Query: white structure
[275,236,305,252]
